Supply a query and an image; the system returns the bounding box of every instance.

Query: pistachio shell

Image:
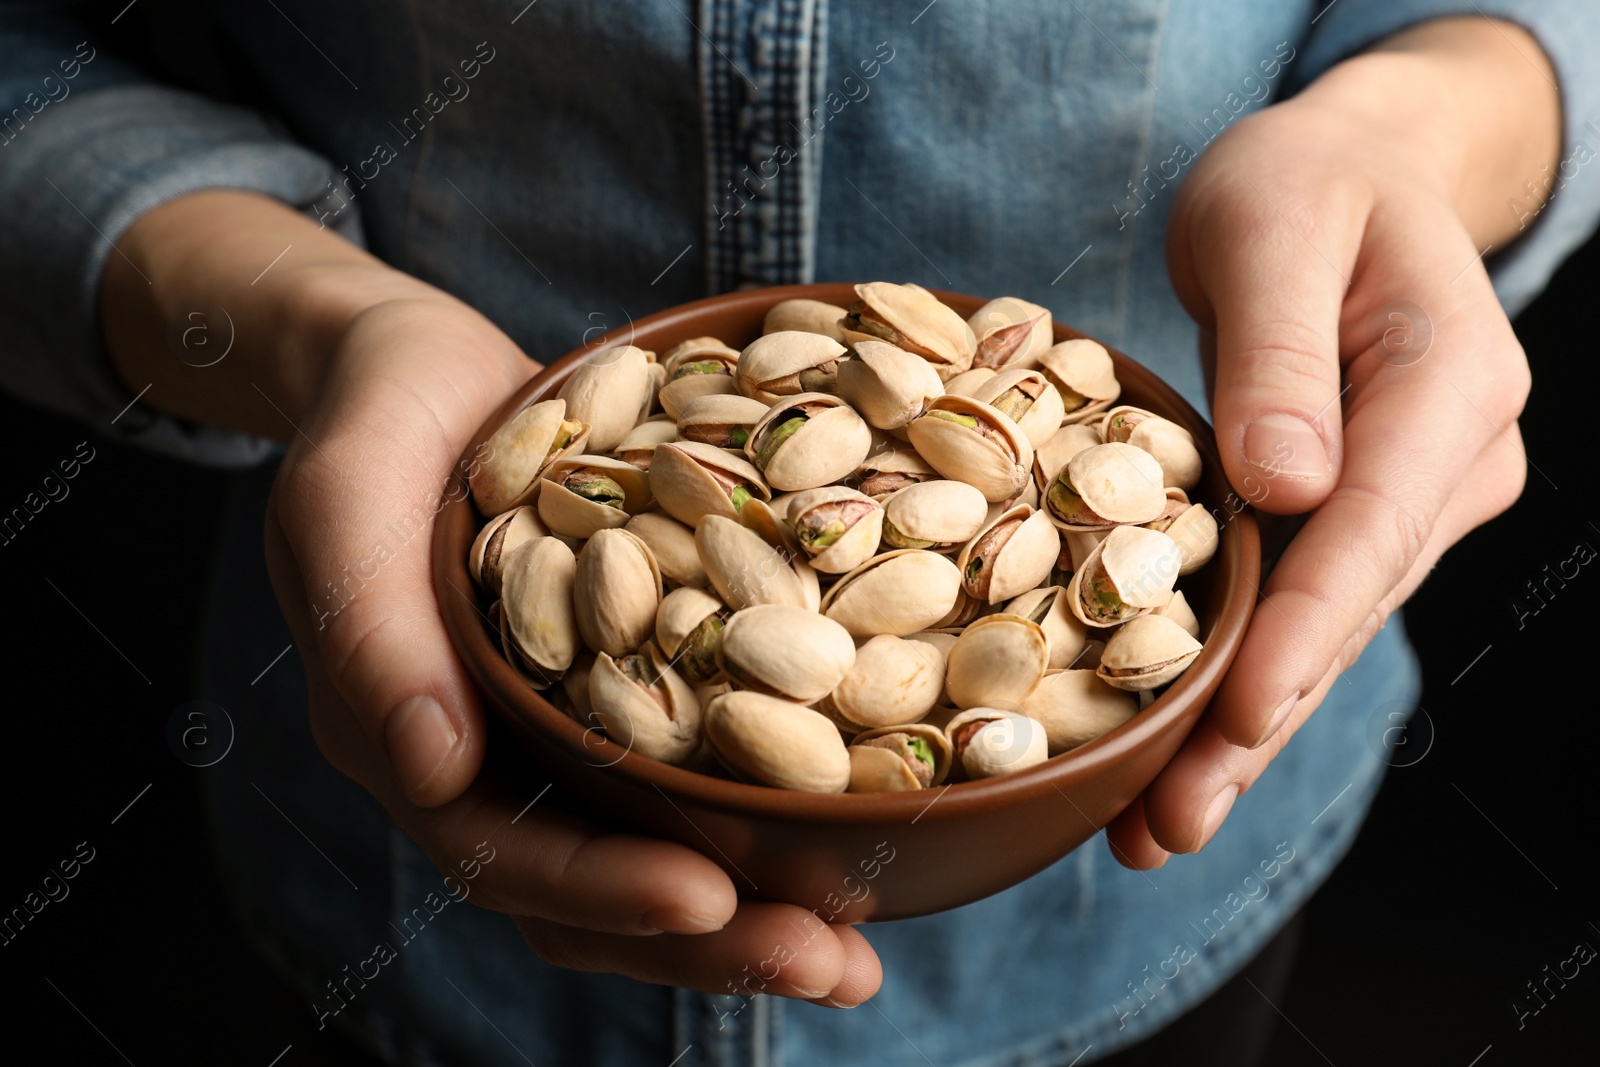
[561,653,597,723]
[745,393,872,491]
[971,368,1067,449]
[738,499,823,612]
[695,514,810,610]
[661,337,739,374]
[1154,503,1219,575]
[1019,669,1140,753]
[557,346,655,452]
[1037,338,1120,421]
[763,299,848,342]
[1046,442,1166,529]
[574,529,662,656]
[930,588,987,629]
[1153,589,1201,639]
[614,416,680,469]
[737,332,847,402]
[1033,424,1102,493]
[674,393,771,451]
[881,479,988,551]
[500,536,578,686]
[905,395,1034,503]
[825,634,945,728]
[648,441,771,527]
[1060,529,1107,573]
[589,646,702,763]
[537,455,653,539]
[1067,526,1181,628]
[1128,416,1202,490]
[847,722,953,790]
[469,398,589,516]
[783,485,885,574]
[1001,585,1088,670]
[1096,614,1203,691]
[625,511,707,590]
[841,282,977,375]
[834,339,944,432]
[853,446,939,500]
[941,367,998,398]
[659,368,740,421]
[967,297,1053,371]
[717,604,857,703]
[945,708,1048,779]
[956,505,1059,604]
[847,745,923,792]
[820,549,962,638]
[655,586,726,684]
[945,613,1049,710]
[470,506,548,594]
[704,691,851,792]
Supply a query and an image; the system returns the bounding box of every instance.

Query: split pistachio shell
[881,479,988,551]
[1153,589,1201,639]
[695,514,811,610]
[834,339,944,430]
[1067,526,1181,627]
[675,393,771,451]
[469,398,589,516]
[717,604,856,703]
[624,511,707,590]
[738,499,823,612]
[942,367,998,398]
[848,723,953,791]
[1126,415,1202,490]
[470,506,548,594]
[968,297,1053,371]
[561,654,597,723]
[655,586,726,684]
[971,368,1067,449]
[614,416,680,470]
[1097,614,1203,691]
[840,282,977,377]
[745,393,872,491]
[1046,442,1166,530]
[1001,585,1088,671]
[557,346,655,453]
[1033,424,1102,493]
[1148,502,1219,575]
[909,631,960,707]
[589,645,702,764]
[1037,338,1120,422]
[573,528,662,657]
[658,339,741,420]
[906,395,1034,503]
[783,485,885,574]
[648,441,771,527]
[1019,670,1140,753]
[500,536,578,686]
[945,708,1048,779]
[704,690,851,792]
[957,505,1059,604]
[764,298,848,343]
[853,446,939,500]
[825,634,945,729]
[537,454,653,539]
[821,549,963,638]
[944,613,1049,710]
[737,331,847,402]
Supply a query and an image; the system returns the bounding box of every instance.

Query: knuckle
[1338,485,1433,588]
[1225,319,1336,398]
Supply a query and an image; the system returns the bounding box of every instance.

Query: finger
[1105,795,1171,871]
[515,903,882,1003]
[1169,168,1362,513]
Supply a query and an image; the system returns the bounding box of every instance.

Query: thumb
[1168,175,1355,515]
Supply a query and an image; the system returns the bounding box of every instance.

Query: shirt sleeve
[1289,0,1600,318]
[0,5,364,468]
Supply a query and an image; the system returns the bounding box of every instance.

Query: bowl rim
[436,282,1259,826]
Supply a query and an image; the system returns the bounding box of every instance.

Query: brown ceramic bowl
[434,283,1258,923]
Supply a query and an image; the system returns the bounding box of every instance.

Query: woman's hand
[103,192,882,1005]
[1109,17,1558,864]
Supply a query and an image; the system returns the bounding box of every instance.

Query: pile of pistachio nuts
[466,282,1219,794]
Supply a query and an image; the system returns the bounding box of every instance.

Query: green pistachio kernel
[728,426,750,449]
[729,485,753,510]
[907,736,934,770]
[927,409,979,429]
[882,519,937,550]
[670,360,728,380]
[565,471,626,508]
[802,519,848,549]
[755,416,806,469]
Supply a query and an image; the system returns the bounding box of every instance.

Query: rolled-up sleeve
[0,5,363,467]
[1290,1,1600,317]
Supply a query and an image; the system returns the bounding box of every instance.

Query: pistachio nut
[852,446,939,500]
[695,514,811,611]
[657,338,741,420]
[703,690,851,792]
[1001,585,1088,671]
[820,549,963,638]
[561,653,597,723]
[763,298,849,343]
[613,416,680,470]
[469,505,548,595]
[847,723,952,791]
[1153,588,1201,639]
[1101,408,1202,490]
[905,394,1034,503]
[654,586,727,685]
[909,630,960,707]
[624,511,708,590]
[782,485,885,574]
[839,282,977,378]
[556,345,655,452]
[940,366,998,398]
[1144,501,1219,575]
[1036,338,1120,422]
[745,393,872,491]
[499,536,579,687]
[1096,614,1203,691]
[824,634,945,729]
[1067,525,1181,628]
[879,479,987,552]
[675,393,772,451]
[537,454,653,539]
[590,643,703,764]
[736,499,823,612]
[945,708,1048,780]
[970,368,1067,449]
[1045,441,1166,530]
[469,397,589,516]
[1032,423,1102,494]
[1019,669,1140,753]
[573,528,663,657]
[647,441,771,527]
[968,297,1053,371]
[716,604,856,703]
[930,587,987,629]
[834,339,945,432]
[944,613,1049,710]
[736,331,848,402]
[957,505,1059,604]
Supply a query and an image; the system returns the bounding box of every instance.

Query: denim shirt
[4,2,1599,1064]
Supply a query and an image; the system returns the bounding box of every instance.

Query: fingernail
[1195,785,1238,852]
[792,985,833,1001]
[1243,413,1330,479]
[386,695,458,797]
[641,906,725,935]
[821,997,859,1009]
[1253,691,1301,749]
